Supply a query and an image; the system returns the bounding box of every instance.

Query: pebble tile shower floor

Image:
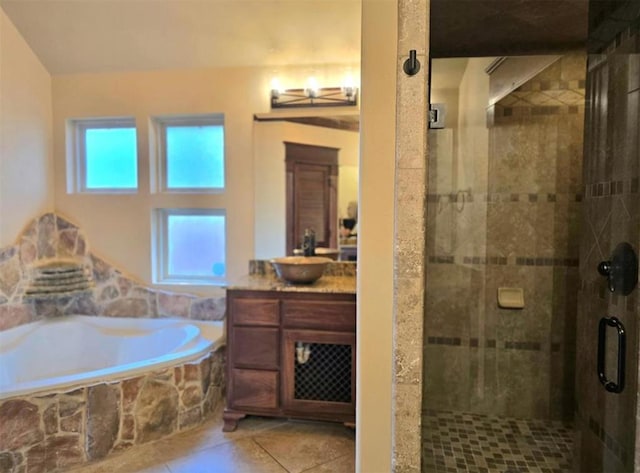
[422,411,574,473]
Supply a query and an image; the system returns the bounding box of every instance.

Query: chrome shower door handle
[597,316,626,394]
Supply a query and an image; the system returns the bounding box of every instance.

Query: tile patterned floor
[422,410,574,473]
[68,410,355,473]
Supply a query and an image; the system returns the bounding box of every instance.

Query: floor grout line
[250,436,292,472]
[298,452,353,473]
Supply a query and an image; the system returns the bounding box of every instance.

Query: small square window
[67,117,138,192]
[152,115,225,192]
[153,208,226,285]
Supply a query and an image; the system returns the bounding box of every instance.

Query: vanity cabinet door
[282,329,356,420]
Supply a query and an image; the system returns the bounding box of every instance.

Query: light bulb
[343,74,355,90]
[305,76,319,98]
[270,77,284,99]
[342,74,357,100]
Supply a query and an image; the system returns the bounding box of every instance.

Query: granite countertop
[226,274,356,294]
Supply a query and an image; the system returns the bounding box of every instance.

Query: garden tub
[0,315,226,472]
[0,315,224,400]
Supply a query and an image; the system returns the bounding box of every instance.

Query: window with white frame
[152,114,225,192]
[67,117,138,192]
[152,208,226,285]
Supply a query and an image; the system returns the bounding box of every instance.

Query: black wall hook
[403,50,421,76]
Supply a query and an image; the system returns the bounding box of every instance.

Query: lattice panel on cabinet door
[294,342,352,403]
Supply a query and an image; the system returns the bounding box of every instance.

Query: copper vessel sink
[270,256,333,284]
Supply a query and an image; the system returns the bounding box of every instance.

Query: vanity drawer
[230,327,279,370]
[229,368,279,410]
[231,297,279,326]
[282,300,355,332]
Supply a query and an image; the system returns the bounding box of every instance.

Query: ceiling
[430,0,589,57]
[1,0,590,131]
[1,0,590,76]
[0,0,361,75]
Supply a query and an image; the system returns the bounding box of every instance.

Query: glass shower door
[423,54,584,472]
[574,3,640,470]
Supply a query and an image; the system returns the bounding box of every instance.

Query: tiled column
[393,0,429,471]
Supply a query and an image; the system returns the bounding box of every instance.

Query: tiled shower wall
[0,213,226,331]
[424,55,585,421]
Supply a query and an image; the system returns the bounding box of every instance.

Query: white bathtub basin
[0,315,224,399]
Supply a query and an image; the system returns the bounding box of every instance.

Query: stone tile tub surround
[0,348,225,473]
[0,213,226,332]
[0,214,230,472]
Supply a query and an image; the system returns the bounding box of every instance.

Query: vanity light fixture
[270,77,358,109]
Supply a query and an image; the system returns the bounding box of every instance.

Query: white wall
[253,120,359,259]
[430,88,460,194]
[0,3,400,469]
[0,8,53,247]
[356,0,396,471]
[457,58,493,192]
[51,65,357,293]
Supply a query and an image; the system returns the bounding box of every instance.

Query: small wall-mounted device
[429,103,446,129]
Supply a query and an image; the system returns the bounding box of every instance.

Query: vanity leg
[222,410,246,432]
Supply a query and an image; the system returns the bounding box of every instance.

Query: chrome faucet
[302,228,316,256]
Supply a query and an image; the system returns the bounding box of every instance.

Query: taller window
[68,117,138,192]
[152,114,225,192]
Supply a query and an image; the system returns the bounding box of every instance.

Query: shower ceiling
[430,0,589,57]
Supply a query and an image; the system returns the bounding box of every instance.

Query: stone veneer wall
[424,55,585,421]
[0,213,226,331]
[0,349,225,473]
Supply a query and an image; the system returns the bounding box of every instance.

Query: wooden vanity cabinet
[223,289,356,432]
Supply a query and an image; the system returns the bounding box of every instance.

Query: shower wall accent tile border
[426,336,552,352]
[494,104,585,122]
[427,192,583,203]
[428,255,579,267]
[584,177,640,197]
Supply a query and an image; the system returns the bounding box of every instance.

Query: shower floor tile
[422,410,574,473]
